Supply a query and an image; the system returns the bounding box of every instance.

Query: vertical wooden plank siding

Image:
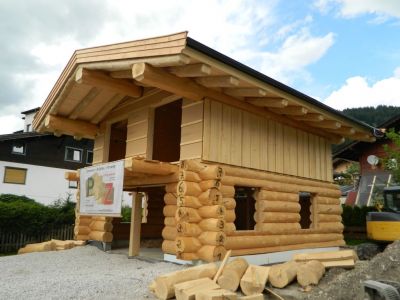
[202,100,333,181]
[92,131,106,164]
[180,100,204,160]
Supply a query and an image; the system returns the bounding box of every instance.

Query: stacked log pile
[173,161,227,262]
[149,249,356,299]
[18,239,86,254]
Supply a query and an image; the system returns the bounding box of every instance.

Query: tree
[382,129,400,184]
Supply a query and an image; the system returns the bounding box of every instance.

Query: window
[68,181,78,189]
[86,151,93,164]
[12,143,26,155]
[65,147,82,162]
[4,167,27,184]
[234,186,256,230]
[299,192,313,229]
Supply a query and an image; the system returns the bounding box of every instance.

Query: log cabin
[32,32,380,263]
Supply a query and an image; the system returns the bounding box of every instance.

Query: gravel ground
[0,245,184,300]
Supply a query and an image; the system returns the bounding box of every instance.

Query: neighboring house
[333,114,400,206]
[0,108,94,205]
[32,32,379,262]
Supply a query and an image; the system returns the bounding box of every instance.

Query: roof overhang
[33,31,377,143]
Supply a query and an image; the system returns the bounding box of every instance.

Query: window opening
[4,167,27,185]
[65,147,82,162]
[108,120,127,162]
[152,99,182,162]
[234,186,256,230]
[299,192,312,229]
[12,143,26,155]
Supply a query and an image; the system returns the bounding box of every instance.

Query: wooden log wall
[180,99,204,160]
[214,162,344,256]
[170,160,227,262]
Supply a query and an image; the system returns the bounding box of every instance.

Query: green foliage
[335,162,360,186]
[342,105,400,127]
[341,204,377,227]
[121,205,131,222]
[0,194,75,235]
[382,128,400,184]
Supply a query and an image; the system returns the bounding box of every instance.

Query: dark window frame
[299,191,314,229]
[64,146,83,163]
[3,166,27,185]
[233,186,258,231]
[11,143,26,155]
[68,180,78,189]
[86,150,93,164]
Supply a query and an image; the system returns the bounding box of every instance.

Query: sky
[1,0,400,134]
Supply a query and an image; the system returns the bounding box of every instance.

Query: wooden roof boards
[33,31,378,143]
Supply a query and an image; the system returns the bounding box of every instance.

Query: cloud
[314,0,400,20]
[0,0,335,134]
[324,68,400,110]
[236,28,335,84]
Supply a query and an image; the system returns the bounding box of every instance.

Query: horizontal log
[198,205,225,219]
[198,165,225,180]
[231,239,345,256]
[165,183,178,193]
[219,185,235,198]
[198,188,223,205]
[180,160,206,173]
[199,219,225,232]
[74,226,90,235]
[255,190,298,202]
[198,231,226,246]
[315,214,342,223]
[44,115,99,139]
[254,212,300,223]
[177,195,202,208]
[224,222,236,234]
[197,245,226,262]
[153,262,217,299]
[75,234,89,240]
[125,157,178,175]
[90,221,113,232]
[317,222,344,233]
[222,176,341,198]
[164,217,176,227]
[225,233,342,250]
[164,193,177,205]
[176,252,199,260]
[321,259,355,268]
[223,198,236,209]
[176,207,202,223]
[162,226,177,241]
[254,223,301,234]
[255,200,300,213]
[292,249,357,262]
[222,165,340,190]
[225,210,236,222]
[162,240,176,254]
[92,216,113,222]
[318,204,343,215]
[176,237,202,253]
[177,222,202,237]
[179,170,201,182]
[76,217,92,226]
[89,231,113,242]
[199,180,221,191]
[163,205,178,217]
[315,197,341,205]
[177,181,202,197]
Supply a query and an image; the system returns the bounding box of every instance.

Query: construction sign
[79,160,124,216]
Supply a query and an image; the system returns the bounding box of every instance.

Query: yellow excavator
[367,186,400,241]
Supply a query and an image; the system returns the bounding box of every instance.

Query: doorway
[152,99,182,162]
[108,120,127,162]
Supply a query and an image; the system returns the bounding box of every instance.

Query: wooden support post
[129,192,142,257]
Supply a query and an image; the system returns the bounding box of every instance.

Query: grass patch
[345,239,368,246]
